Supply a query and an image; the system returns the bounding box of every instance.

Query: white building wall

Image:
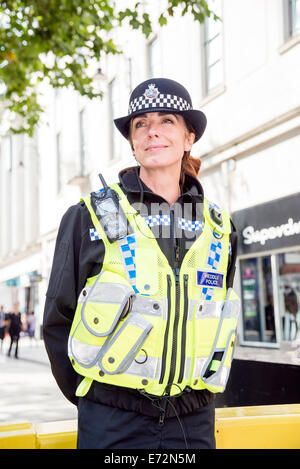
[199,0,300,211]
[0,0,299,339]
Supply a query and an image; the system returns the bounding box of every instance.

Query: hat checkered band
[201,236,222,301]
[128,93,192,115]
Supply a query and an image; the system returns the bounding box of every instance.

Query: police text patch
[197,270,224,289]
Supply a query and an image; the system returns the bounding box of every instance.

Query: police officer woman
[43,78,239,449]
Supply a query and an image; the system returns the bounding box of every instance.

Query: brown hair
[180,117,201,187]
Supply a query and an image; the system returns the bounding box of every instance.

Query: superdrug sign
[232,192,300,255]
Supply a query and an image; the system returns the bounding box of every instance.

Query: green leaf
[0,0,212,137]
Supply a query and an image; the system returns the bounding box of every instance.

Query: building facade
[0,0,299,356]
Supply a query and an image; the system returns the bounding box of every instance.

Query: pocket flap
[99,313,153,374]
[82,301,131,337]
[81,271,134,337]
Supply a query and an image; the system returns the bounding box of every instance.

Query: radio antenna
[98,173,108,188]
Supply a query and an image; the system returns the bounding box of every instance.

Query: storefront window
[278,251,300,341]
[240,256,276,344]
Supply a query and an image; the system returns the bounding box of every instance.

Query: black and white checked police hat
[114,78,207,142]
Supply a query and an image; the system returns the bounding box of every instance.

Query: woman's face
[130,112,195,171]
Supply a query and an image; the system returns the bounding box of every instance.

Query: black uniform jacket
[43,167,237,418]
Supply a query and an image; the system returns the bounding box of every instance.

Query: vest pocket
[99,313,153,374]
[81,271,135,337]
[201,329,236,390]
[69,330,102,368]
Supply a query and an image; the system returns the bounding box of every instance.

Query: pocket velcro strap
[99,313,153,375]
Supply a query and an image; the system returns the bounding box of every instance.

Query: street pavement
[1,333,300,427]
[0,335,77,425]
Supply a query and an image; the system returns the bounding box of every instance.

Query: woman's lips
[146,145,168,151]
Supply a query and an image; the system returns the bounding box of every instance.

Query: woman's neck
[139,166,181,205]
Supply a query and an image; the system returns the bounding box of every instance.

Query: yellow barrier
[1,404,300,449]
[215,404,300,449]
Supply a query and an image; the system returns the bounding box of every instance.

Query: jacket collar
[118,166,204,202]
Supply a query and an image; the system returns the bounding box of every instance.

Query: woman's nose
[147,121,159,137]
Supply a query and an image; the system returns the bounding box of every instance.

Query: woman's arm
[43,202,105,405]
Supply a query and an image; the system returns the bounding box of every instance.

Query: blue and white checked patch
[143,215,170,227]
[117,234,138,293]
[207,238,222,270]
[200,236,223,301]
[89,228,101,241]
[208,200,221,212]
[178,217,204,232]
[144,215,204,233]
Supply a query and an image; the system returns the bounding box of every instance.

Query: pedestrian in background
[27,310,36,344]
[7,302,22,359]
[0,305,6,352]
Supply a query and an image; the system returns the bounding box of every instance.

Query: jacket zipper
[159,209,180,388]
[178,274,188,383]
[165,274,180,394]
[159,274,172,384]
[164,208,181,394]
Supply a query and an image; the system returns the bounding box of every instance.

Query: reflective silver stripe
[188,299,197,321]
[78,286,92,303]
[69,336,159,379]
[194,298,240,319]
[125,355,159,379]
[195,300,224,319]
[192,357,207,379]
[88,282,133,303]
[183,356,192,381]
[131,295,164,318]
[68,335,101,368]
[225,299,240,318]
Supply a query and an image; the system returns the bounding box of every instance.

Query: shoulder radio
[91,173,132,243]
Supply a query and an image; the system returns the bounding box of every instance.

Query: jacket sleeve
[43,202,105,405]
[226,219,238,289]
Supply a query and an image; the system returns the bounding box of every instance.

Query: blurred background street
[0,335,77,424]
[0,0,300,433]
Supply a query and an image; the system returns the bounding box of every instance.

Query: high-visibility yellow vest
[68,184,240,398]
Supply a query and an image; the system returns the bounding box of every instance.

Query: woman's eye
[135,121,145,128]
[163,118,174,124]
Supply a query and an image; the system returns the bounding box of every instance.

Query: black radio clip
[91,173,132,243]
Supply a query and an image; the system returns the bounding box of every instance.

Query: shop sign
[6,277,20,287]
[232,192,300,255]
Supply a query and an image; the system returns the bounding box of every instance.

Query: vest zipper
[178,274,189,384]
[170,209,180,271]
[159,274,172,384]
[165,272,180,394]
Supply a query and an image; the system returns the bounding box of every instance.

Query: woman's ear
[184,132,195,152]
